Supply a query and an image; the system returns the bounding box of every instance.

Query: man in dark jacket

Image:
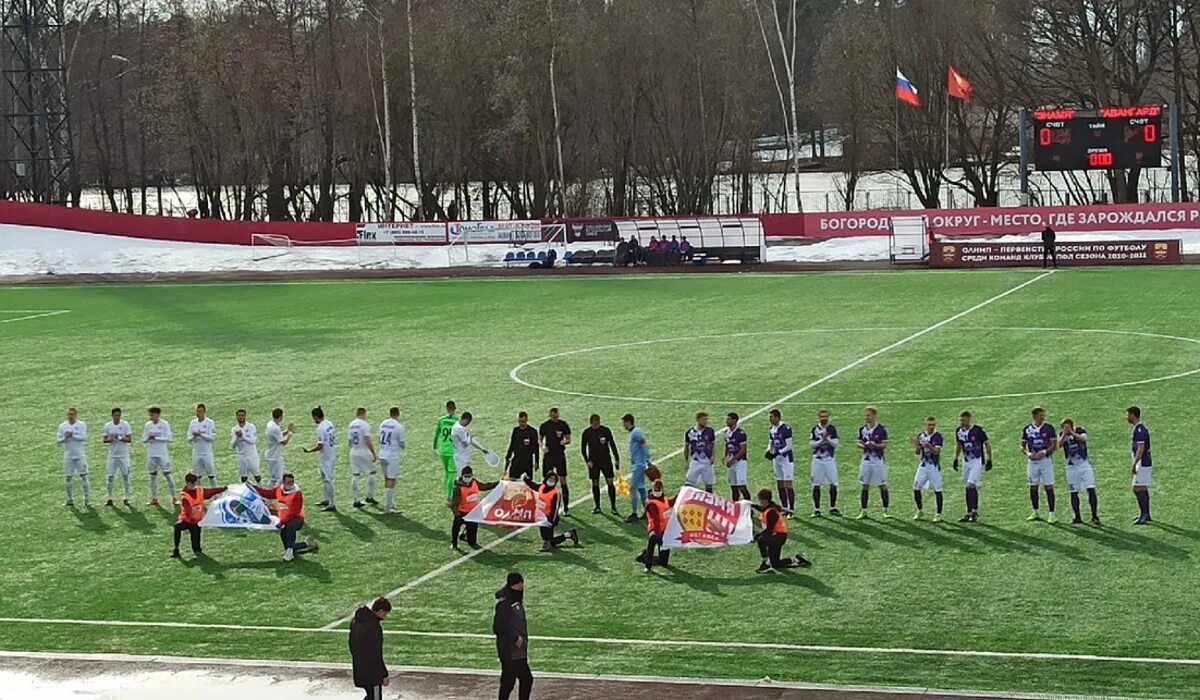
[494,572,533,700]
[1041,226,1057,268]
[349,597,391,700]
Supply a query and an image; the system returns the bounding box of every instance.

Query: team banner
[931,239,1181,268]
[356,222,447,245]
[661,487,754,550]
[449,220,542,244]
[199,484,280,530]
[463,480,552,528]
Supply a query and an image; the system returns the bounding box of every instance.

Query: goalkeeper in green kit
[434,401,459,501]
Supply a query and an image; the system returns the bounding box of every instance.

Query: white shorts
[64,456,88,476]
[725,460,748,487]
[379,457,401,480]
[1027,458,1055,486]
[147,456,171,474]
[859,458,887,487]
[350,454,376,477]
[453,454,470,476]
[266,458,285,483]
[1133,466,1153,487]
[238,455,262,478]
[1066,461,1096,493]
[192,455,216,477]
[106,456,131,477]
[810,456,839,486]
[913,465,943,492]
[962,458,984,487]
[319,459,335,482]
[772,456,795,481]
[686,459,715,487]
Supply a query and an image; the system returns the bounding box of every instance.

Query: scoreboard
[1032,106,1163,171]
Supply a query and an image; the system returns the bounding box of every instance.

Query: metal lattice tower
[0,0,71,204]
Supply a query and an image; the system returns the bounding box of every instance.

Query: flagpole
[945,85,951,169]
[895,84,901,207]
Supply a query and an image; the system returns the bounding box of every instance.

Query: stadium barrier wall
[930,239,1182,268]
[4,199,1200,246]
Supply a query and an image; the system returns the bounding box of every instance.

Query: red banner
[930,239,1182,268]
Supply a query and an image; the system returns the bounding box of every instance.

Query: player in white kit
[951,411,991,523]
[722,413,750,502]
[264,408,294,487]
[1021,406,1058,523]
[231,409,261,483]
[56,407,90,507]
[911,416,945,521]
[304,406,338,511]
[378,407,407,514]
[1059,418,1099,526]
[766,409,796,515]
[187,403,217,486]
[102,407,133,506]
[683,412,717,493]
[348,407,378,508]
[450,412,490,477]
[143,407,177,507]
[808,409,840,517]
[855,407,890,519]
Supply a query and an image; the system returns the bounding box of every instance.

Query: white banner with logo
[356,222,447,244]
[661,486,754,550]
[199,483,280,530]
[464,480,553,528]
[449,220,542,243]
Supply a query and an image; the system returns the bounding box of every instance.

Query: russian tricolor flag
[895,68,921,107]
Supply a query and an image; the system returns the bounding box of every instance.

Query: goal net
[250,233,294,262]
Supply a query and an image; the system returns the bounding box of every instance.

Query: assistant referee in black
[505,411,539,481]
[539,408,572,513]
[581,414,621,515]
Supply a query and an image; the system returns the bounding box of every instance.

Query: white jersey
[316,420,337,466]
[265,420,287,462]
[450,423,476,465]
[378,418,406,461]
[187,417,216,457]
[104,420,132,458]
[142,420,172,459]
[231,422,258,456]
[56,420,88,459]
[348,418,373,458]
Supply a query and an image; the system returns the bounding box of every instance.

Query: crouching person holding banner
[636,479,673,573]
[533,471,578,552]
[252,474,318,561]
[451,466,499,550]
[753,488,812,575]
[171,473,226,559]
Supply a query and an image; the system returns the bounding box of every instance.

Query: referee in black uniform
[581,414,621,515]
[505,412,540,481]
[539,408,572,513]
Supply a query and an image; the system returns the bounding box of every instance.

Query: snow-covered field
[0,224,1197,277]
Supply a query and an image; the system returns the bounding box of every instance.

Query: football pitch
[2,267,1199,698]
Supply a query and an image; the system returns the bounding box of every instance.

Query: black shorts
[543,452,567,476]
[508,461,535,480]
[588,461,615,480]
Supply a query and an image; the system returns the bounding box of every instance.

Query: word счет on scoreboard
[1033,105,1162,171]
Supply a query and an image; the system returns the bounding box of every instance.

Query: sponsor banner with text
[931,239,1182,268]
[449,220,542,244]
[356,222,448,245]
[565,220,619,243]
[464,481,553,528]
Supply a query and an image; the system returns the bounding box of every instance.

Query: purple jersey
[1131,423,1152,467]
[955,425,989,461]
[686,426,715,463]
[810,424,838,459]
[1061,427,1089,465]
[1022,422,1056,456]
[724,427,748,461]
[859,424,887,461]
[768,422,793,463]
[917,431,943,468]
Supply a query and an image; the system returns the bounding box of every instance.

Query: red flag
[948,65,972,103]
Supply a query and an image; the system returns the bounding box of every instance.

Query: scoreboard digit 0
[1032,105,1163,171]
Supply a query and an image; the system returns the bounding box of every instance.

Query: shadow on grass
[938,522,1033,554]
[804,517,872,550]
[1154,522,1200,543]
[111,505,155,533]
[69,505,111,533]
[330,510,376,542]
[890,518,981,554]
[1060,522,1191,560]
[468,546,607,574]
[365,511,446,545]
[972,523,1088,561]
[665,564,838,598]
[850,517,922,549]
[213,555,333,582]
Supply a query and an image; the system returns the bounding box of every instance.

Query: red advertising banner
[930,239,1182,268]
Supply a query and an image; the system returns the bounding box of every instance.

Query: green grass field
[2,268,1199,698]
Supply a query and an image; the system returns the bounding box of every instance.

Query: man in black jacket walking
[494,572,533,700]
[1041,226,1057,268]
[349,597,391,700]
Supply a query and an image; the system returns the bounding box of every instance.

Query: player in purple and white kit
[683,412,716,493]
[952,411,992,523]
[855,407,890,519]
[723,413,751,502]
[808,409,840,517]
[1021,407,1058,523]
[1127,406,1153,525]
[911,417,945,521]
[1059,418,1099,526]
[766,409,795,515]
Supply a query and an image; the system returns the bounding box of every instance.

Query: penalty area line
[0,309,70,324]
[321,269,1058,631]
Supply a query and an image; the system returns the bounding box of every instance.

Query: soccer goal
[250,233,294,262]
[888,215,930,263]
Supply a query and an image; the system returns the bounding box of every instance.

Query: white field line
[0,309,70,324]
[0,618,1197,671]
[510,325,1200,406]
[0,650,1162,700]
[321,270,1058,630]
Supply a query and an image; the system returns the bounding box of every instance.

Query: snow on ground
[1,224,1199,277]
